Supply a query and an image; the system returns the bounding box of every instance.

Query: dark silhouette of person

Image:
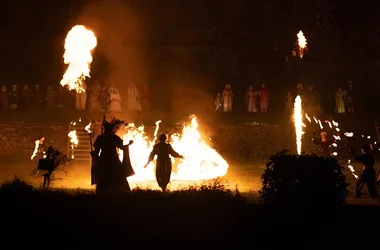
[144,134,183,191]
[312,131,332,157]
[91,117,134,195]
[348,144,379,198]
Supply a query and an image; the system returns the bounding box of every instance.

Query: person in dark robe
[9,85,19,110]
[0,86,9,116]
[144,134,183,191]
[348,144,379,198]
[91,117,134,195]
[33,84,43,109]
[46,86,56,109]
[21,84,33,111]
[285,91,293,115]
[312,131,332,157]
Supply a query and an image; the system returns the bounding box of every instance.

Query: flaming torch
[60,25,97,93]
[293,95,304,155]
[293,30,307,59]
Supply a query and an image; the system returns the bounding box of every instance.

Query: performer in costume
[221,84,233,112]
[348,144,378,198]
[345,80,356,113]
[258,84,269,113]
[312,131,333,157]
[91,116,134,195]
[144,134,183,191]
[75,82,87,111]
[88,80,101,111]
[335,88,345,114]
[214,93,222,111]
[127,83,142,112]
[245,85,257,113]
[0,86,9,115]
[108,85,122,112]
[9,85,19,110]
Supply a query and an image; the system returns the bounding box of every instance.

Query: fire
[293,95,304,155]
[296,30,307,59]
[60,25,97,93]
[120,116,229,182]
[347,160,359,179]
[31,140,40,160]
[68,129,79,159]
[85,123,92,134]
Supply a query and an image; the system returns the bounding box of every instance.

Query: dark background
[1,0,379,114]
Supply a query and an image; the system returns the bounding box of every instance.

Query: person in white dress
[127,83,142,112]
[75,82,87,110]
[108,85,122,112]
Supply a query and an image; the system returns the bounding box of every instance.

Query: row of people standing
[214,84,270,113]
[335,80,356,114]
[76,81,151,113]
[0,84,68,115]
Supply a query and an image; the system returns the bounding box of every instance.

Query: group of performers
[215,83,270,113]
[90,116,183,194]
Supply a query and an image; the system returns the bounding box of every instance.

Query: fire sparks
[85,123,92,134]
[293,30,308,59]
[293,95,304,155]
[121,116,228,182]
[344,132,354,137]
[347,160,359,179]
[60,25,97,93]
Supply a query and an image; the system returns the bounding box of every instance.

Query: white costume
[127,83,142,111]
[75,83,87,110]
[108,86,122,112]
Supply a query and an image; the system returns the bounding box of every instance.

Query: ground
[2,155,378,205]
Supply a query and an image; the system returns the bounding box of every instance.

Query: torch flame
[68,130,79,159]
[60,25,97,93]
[31,140,40,160]
[344,132,354,138]
[293,95,304,155]
[296,30,307,59]
[121,116,229,182]
[85,123,92,134]
[305,114,311,123]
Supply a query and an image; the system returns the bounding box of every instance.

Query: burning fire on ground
[60,25,97,93]
[120,116,229,183]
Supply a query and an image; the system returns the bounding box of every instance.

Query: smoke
[77,0,146,97]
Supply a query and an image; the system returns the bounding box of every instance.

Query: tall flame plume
[293,95,304,155]
[60,25,97,93]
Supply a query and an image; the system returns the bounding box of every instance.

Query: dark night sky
[1,0,379,112]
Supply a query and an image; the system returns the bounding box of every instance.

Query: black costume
[350,145,379,198]
[91,117,134,195]
[146,134,182,191]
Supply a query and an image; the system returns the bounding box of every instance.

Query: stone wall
[0,122,288,162]
[0,125,68,157]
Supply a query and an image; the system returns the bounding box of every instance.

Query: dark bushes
[260,150,349,209]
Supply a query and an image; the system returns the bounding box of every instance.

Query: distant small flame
[68,130,79,159]
[295,30,307,59]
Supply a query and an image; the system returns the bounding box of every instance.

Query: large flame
[120,116,229,182]
[60,25,97,93]
[293,95,304,155]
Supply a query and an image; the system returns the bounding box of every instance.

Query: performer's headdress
[102,116,126,135]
